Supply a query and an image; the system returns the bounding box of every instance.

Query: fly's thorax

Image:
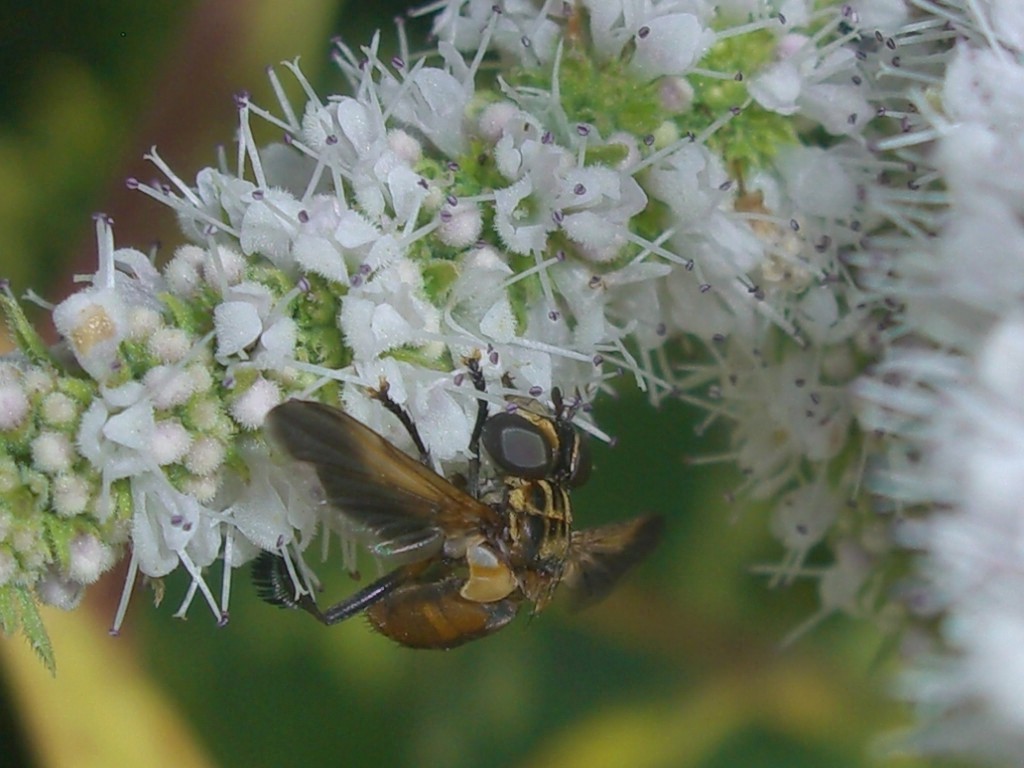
[503,477,572,566]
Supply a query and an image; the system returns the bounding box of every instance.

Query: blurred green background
[0,3,937,767]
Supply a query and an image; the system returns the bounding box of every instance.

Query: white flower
[437,200,484,248]
[30,431,75,474]
[0,372,29,430]
[749,37,870,136]
[340,258,442,360]
[724,347,852,500]
[41,391,77,427]
[143,365,198,410]
[214,281,297,367]
[379,60,473,158]
[51,223,166,383]
[430,0,562,65]
[836,1,1024,757]
[224,442,320,553]
[66,533,117,584]
[559,165,648,263]
[302,96,387,167]
[292,197,351,284]
[769,476,843,580]
[584,0,714,71]
[239,190,304,268]
[52,474,92,518]
[628,14,714,80]
[492,118,647,262]
[185,168,257,240]
[130,472,221,579]
[35,568,85,611]
[229,376,282,430]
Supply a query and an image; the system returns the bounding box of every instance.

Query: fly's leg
[252,553,426,626]
[373,357,490,495]
[463,355,488,498]
[372,380,430,462]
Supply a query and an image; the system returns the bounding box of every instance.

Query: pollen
[70,304,117,356]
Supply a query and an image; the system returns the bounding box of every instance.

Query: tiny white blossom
[184,435,227,477]
[437,200,484,248]
[148,327,192,364]
[31,431,75,474]
[52,288,129,383]
[750,38,870,136]
[229,376,281,430]
[628,14,714,80]
[151,420,192,466]
[144,365,197,410]
[36,569,85,611]
[52,474,92,518]
[214,283,274,359]
[240,190,305,267]
[66,533,117,584]
[0,550,16,587]
[340,258,442,360]
[0,379,29,430]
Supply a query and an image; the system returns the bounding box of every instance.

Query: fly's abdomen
[365,576,520,649]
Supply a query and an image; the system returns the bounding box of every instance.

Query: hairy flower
[0,6,1016,758]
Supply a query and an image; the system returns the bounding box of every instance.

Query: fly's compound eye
[481,412,554,480]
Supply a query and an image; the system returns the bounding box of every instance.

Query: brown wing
[266,400,499,559]
[561,514,664,609]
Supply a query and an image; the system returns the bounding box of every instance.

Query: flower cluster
[849,2,1024,759]
[0,0,913,648]
[1,1,1019,758]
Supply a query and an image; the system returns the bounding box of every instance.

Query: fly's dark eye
[481,412,554,479]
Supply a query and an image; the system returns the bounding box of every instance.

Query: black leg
[316,568,410,625]
[253,552,420,626]
[464,356,489,497]
[372,380,430,462]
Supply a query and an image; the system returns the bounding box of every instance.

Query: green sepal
[0,287,57,368]
[422,260,460,305]
[0,584,56,675]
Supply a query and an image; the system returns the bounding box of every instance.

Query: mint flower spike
[0,0,856,644]
[5,12,1016,761]
[845,1,1024,758]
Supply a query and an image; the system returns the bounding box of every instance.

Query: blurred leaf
[0,606,214,768]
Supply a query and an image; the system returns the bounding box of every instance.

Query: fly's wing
[561,514,664,609]
[266,400,498,560]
